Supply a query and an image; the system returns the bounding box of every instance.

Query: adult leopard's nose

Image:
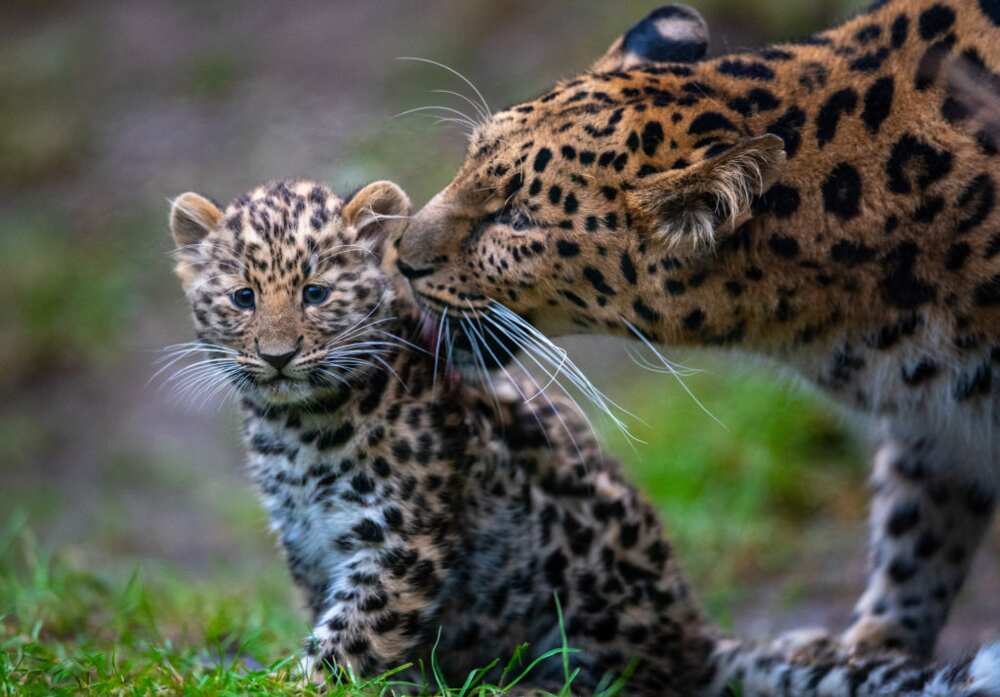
[396,191,456,272]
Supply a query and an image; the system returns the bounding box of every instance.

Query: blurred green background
[3,0,998,692]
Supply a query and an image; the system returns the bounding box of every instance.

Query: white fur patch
[969,643,1000,695]
[653,17,703,42]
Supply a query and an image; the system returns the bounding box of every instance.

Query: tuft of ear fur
[592,5,709,73]
[626,134,786,251]
[169,192,222,248]
[342,180,412,252]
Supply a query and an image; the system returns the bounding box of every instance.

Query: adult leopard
[396,0,1000,662]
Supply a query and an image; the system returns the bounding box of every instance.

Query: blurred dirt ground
[2,0,997,664]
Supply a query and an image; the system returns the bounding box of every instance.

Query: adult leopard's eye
[303,284,331,305]
[510,210,532,232]
[491,206,531,233]
[230,287,255,309]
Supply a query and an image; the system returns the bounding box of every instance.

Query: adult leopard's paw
[841,616,920,660]
[770,627,846,665]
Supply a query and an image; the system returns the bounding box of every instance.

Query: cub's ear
[170,192,222,248]
[591,4,709,73]
[626,134,786,251]
[342,180,412,251]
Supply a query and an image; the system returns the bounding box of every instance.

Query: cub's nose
[256,337,302,371]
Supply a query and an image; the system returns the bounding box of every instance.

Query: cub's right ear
[169,192,222,248]
[342,180,412,253]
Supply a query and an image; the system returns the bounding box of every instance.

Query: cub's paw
[298,637,331,689]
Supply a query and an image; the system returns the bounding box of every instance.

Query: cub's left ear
[626,134,786,251]
[342,180,412,252]
[591,4,709,73]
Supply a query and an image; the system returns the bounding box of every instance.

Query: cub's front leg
[301,576,422,684]
[300,545,448,685]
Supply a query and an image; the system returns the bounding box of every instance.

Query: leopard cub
[167,179,998,697]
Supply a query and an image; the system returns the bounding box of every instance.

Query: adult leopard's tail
[705,638,1000,697]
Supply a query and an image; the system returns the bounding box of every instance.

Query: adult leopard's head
[168,179,410,406]
[398,4,786,339]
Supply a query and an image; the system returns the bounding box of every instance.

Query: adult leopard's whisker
[624,346,700,378]
[479,314,602,457]
[431,309,446,388]
[486,302,642,440]
[461,310,554,450]
[621,317,724,430]
[397,57,492,122]
[430,89,491,126]
[430,116,477,136]
[393,106,478,131]
[467,315,583,455]
[444,314,455,377]
[460,313,503,417]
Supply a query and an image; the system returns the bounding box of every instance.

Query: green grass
[0,517,609,696]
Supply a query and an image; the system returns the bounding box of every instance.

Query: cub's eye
[230,287,255,309]
[303,284,331,305]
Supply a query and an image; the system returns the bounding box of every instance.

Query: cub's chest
[245,428,374,585]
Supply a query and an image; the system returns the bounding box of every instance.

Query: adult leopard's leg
[704,636,1000,697]
[843,435,996,659]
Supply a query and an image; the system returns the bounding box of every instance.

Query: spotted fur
[167,179,998,696]
[398,0,1000,660]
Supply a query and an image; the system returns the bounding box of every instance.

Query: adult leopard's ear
[169,192,222,248]
[626,134,786,251]
[342,180,412,254]
[591,5,709,73]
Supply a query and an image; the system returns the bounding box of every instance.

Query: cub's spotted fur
[167,179,998,696]
[398,0,1000,660]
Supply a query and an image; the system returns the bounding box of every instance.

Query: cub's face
[396,5,784,337]
[169,180,410,406]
